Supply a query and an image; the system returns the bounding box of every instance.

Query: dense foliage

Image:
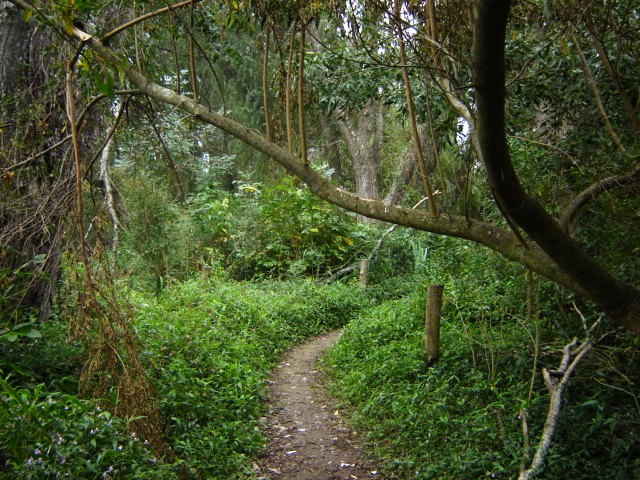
[0,277,371,478]
[1,1,639,479]
[187,174,369,280]
[325,236,640,479]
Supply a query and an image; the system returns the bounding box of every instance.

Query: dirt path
[255,330,381,480]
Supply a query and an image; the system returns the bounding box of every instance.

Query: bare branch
[519,316,608,479]
[101,0,202,43]
[559,160,640,232]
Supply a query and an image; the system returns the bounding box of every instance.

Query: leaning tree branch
[13,0,640,333]
[559,160,640,232]
[584,10,640,138]
[472,0,640,333]
[518,315,618,479]
[570,31,626,153]
[393,0,438,217]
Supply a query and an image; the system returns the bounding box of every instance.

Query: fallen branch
[518,313,619,479]
[324,195,435,283]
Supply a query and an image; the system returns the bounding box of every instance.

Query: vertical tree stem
[298,23,308,165]
[394,1,439,217]
[189,0,198,103]
[425,87,450,215]
[426,0,440,66]
[66,55,93,290]
[359,258,368,288]
[169,15,181,94]
[285,22,297,154]
[133,1,141,70]
[262,27,272,141]
[526,269,540,403]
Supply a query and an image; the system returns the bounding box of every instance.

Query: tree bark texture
[338,99,384,202]
[1,2,72,322]
[0,1,26,96]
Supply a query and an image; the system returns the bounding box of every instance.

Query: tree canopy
[3,0,639,331]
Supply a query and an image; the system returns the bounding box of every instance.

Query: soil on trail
[256,330,381,480]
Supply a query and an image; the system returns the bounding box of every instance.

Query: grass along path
[256,330,381,479]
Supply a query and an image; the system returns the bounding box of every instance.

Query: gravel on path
[255,330,382,480]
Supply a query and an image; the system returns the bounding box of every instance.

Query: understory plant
[0,378,175,479]
[324,238,640,479]
[188,174,369,279]
[1,274,371,479]
[133,276,371,478]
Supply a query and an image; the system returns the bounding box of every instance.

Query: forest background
[1,0,639,478]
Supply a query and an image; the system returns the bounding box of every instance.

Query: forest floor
[255,330,383,480]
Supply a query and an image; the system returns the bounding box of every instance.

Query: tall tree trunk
[0,2,26,96]
[338,99,385,221]
[35,3,640,333]
[473,0,640,332]
[0,2,72,322]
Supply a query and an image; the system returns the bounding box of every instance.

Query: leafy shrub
[324,245,640,479]
[2,274,373,478]
[325,294,535,479]
[0,316,84,395]
[118,174,199,293]
[188,175,368,279]
[0,253,47,326]
[0,378,174,479]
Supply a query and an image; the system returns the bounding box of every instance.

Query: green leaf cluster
[324,235,640,479]
[189,175,367,279]
[0,378,174,479]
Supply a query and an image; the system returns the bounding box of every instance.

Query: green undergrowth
[134,277,372,477]
[324,291,640,479]
[0,276,371,479]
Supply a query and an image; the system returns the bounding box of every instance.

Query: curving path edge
[255,330,381,480]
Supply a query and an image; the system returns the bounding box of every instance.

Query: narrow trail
[255,330,381,480]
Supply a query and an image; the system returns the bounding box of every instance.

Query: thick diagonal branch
[559,161,640,232]
[472,0,640,332]
[13,0,640,333]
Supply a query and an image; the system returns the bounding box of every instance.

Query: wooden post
[425,284,444,366]
[359,259,369,288]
